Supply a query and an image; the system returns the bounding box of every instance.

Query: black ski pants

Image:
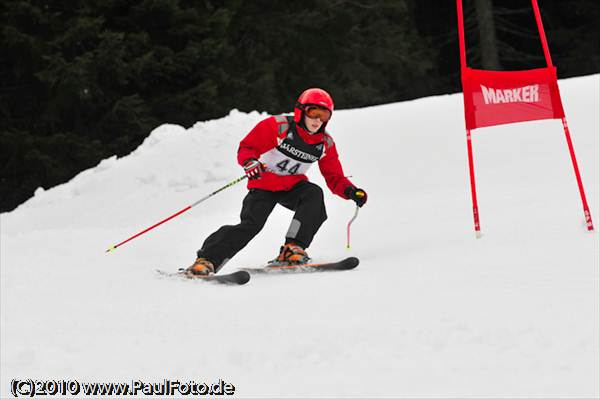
[197,181,327,271]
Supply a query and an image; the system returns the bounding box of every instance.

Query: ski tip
[209,271,251,285]
[345,257,360,268]
[235,270,251,284]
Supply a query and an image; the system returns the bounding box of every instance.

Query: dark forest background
[1,0,599,212]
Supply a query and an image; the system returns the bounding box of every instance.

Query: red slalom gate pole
[561,117,594,231]
[466,129,482,238]
[457,0,481,238]
[531,0,594,231]
[106,175,247,253]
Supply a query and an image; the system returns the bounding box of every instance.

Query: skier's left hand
[345,186,368,207]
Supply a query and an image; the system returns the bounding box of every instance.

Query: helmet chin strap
[309,123,327,134]
[298,114,307,130]
[298,113,315,134]
[303,123,320,135]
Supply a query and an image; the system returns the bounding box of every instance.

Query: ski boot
[186,257,215,276]
[271,243,311,265]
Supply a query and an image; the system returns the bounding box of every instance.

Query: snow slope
[1,75,599,398]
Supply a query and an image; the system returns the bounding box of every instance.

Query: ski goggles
[303,105,332,122]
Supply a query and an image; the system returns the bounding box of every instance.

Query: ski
[242,256,359,275]
[155,268,251,285]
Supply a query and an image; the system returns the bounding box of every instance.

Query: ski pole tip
[106,245,116,253]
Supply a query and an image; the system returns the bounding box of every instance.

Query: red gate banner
[461,67,565,130]
[456,0,594,235]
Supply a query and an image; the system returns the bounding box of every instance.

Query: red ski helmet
[294,88,334,123]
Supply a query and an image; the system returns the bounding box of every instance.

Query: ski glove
[344,186,368,207]
[243,158,265,180]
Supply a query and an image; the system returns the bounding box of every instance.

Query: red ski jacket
[237,115,354,199]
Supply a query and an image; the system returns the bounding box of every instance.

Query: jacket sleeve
[237,117,279,166]
[318,135,354,199]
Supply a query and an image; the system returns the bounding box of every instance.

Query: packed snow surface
[2,75,599,398]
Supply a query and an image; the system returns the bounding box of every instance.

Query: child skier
[187,88,367,275]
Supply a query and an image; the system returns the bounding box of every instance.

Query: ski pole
[346,191,365,249]
[346,206,359,249]
[106,174,247,253]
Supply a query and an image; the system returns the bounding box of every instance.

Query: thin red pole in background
[456,0,467,69]
[561,117,595,230]
[530,0,554,68]
[466,129,482,238]
[531,0,594,231]
[457,0,482,237]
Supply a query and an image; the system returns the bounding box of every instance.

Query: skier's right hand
[243,158,265,180]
